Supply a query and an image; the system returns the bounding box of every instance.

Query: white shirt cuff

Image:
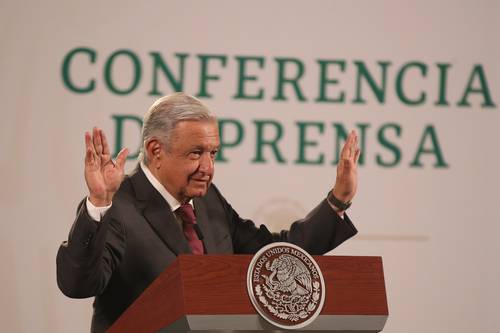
[327,200,345,219]
[86,197,112,222]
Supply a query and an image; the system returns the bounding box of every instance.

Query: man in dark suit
[56,93,360,332]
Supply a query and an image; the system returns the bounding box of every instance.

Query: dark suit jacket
[56,167,357,332]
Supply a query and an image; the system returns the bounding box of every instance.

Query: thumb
[115,148,129,169]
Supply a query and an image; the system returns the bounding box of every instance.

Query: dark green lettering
[295,122,325,165]
[148,52,188,96]
[196,54,227,98]
[112,114,143,159]
[376,123,402,167]
[396,62,428,106]
[217,119,245,162]
[458,64,496,108]
[61,47,96,93]
[272,58,307,102]
[435,63,451,106]
[410,125,449,168]
[252,120,286,163]
[104,49,142,95]
[233,56,265,100]
[315,60,346,103]
[352,61,391,104]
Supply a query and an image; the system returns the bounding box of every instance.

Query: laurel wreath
[255,281,321,322]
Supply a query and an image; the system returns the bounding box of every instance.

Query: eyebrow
[188,144,220,151]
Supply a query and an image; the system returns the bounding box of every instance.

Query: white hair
[139,92,216,165]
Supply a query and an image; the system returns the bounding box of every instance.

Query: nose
[198,153,214,174]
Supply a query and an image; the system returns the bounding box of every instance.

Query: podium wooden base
[109,255,388,333]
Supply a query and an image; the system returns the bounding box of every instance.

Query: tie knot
[177,204,196,225]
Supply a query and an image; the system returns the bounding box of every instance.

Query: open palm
[333,130,360,203]
[85,127,129,207]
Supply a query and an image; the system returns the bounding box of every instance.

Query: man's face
[157,120,219,203]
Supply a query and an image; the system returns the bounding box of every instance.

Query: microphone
[193,224,204,240]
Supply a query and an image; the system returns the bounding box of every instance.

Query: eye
[210,149,218,158]
[188,150,202,159]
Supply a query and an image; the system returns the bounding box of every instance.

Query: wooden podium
[108,255,388,333]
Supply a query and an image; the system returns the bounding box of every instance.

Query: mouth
[190,178,210,184]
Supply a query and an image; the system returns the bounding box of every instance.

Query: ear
[145,138,163,169]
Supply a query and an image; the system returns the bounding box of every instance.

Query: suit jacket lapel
[193,197,217,254]
[129,167,192,256]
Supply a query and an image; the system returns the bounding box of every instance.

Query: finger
[354,148,361,164]
[85,146,95,165]
[100,129,110,156]
[351,131,359,159]
[115,148,129,170]
[98,129,112,166]
[85,132,95,164]
[93,127,103,155]
[85,131,93,152]
[342,131,355,159]
[340,133,352,159]
[347,131,354,158]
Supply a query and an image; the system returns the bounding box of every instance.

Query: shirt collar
[140,162,192,212]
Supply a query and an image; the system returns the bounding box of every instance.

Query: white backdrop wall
[1,0,499,332]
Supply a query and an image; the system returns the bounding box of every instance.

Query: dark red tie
[176,204,204,255]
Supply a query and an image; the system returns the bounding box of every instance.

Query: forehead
[169,120,219,147]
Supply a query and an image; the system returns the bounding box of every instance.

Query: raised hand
[84,127,129,207]
[332,130,361,205]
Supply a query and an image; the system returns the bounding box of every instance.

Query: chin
[188,183,211,198]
